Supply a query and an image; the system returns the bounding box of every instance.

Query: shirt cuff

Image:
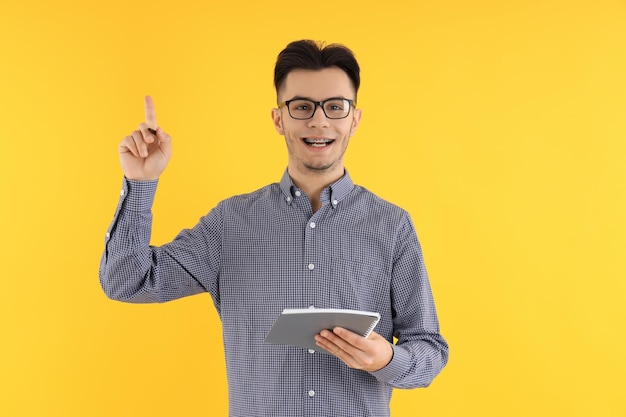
[121,177,159,212]
[370,344,411,384]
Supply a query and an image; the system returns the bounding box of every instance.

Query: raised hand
[119,96,172,180]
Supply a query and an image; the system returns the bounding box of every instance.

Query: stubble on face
[287,129,351,173]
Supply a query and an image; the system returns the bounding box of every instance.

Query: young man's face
[272,67,361,177]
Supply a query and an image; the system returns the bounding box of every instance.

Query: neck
[288,165,344,212]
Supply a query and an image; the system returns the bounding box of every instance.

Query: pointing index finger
[144,95,157,131]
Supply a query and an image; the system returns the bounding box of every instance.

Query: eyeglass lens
[287,99,351,119]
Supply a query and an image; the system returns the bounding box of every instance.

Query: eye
[289,100,313,112]
[325,100,346,112]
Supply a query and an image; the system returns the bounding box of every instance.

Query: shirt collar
[279,168,355,207]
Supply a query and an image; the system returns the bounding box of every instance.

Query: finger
[155,127,173,158]
[317,329,361,355]
[155,127,171,144]
[138,122,155,144]
[131,130,149,157]
[333,329,392,370]
[144,95,157,130]
[316,331,358,364]
[332,327,368,349]
[120,135,141,157]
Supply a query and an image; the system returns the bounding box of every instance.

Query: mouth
[302,138,334,148]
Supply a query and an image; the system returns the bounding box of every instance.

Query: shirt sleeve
[98,178,220,304]
[370,212,449,388]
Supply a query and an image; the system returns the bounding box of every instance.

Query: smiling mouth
[303,138,334,147]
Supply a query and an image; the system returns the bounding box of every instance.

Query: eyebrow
[285,96,351,102]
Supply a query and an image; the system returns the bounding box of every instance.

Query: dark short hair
[274,40,360,101]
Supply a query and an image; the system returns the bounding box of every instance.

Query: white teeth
[304,138,332,146]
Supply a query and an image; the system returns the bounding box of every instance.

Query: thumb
[156,127,173,158]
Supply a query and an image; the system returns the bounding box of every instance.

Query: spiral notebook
[264,308,381,355]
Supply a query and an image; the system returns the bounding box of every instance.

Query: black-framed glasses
[278,98,356,120]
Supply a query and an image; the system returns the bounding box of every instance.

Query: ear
[349,108,362,137]
[271,108,284,135]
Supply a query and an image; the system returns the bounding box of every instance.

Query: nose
[307,104,330,128]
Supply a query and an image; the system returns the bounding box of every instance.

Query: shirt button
[286,196,292,202]
[295,190,302,197]
[308,305,315,309]
[308,349,315,354]
[307,263,315,270]
[332,199,338,206]
[309,222,316,229]
[105,232,110,239]
[308,390,315,397]
[120,189,125,197]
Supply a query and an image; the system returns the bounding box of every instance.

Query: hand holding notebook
[265,308,381,355]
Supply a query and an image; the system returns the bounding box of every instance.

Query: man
[100,39,448,417]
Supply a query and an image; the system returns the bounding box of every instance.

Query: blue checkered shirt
[99,169,448,417]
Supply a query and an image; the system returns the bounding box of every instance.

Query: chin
[304,161,338,172]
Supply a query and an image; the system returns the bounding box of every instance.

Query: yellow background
[1,0,625,416]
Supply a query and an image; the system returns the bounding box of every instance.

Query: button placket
[305,215,317,273]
